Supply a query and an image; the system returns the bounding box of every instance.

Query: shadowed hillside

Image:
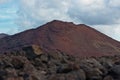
[0,33,8,39]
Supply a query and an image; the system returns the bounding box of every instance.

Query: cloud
[92,24,120,41]
[16,0,120,26]
[69,0,120,25]
[0,0,120,41]
[109,0,120,7]
[0,0,11,4]
[16,0,74,30]
[0,0,8,4]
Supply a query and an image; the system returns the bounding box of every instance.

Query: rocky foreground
[0,45,120,80]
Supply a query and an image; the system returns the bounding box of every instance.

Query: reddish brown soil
[0,20,120,57]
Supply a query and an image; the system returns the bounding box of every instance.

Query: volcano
[0,20,120,57]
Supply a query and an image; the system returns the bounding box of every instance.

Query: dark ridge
[0,33,9,39]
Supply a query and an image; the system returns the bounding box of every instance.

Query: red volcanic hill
[0,20,120,57]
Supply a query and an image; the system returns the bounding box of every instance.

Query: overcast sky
[0,0,120,41]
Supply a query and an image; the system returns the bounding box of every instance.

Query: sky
[0,0,120,41]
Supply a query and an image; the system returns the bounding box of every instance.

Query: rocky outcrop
[23,45,44,59]
[0,45,120,80]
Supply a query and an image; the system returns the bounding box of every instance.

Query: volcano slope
[0,20,120,57]
[0,20,120,80]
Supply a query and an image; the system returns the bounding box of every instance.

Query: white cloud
[109,0,120,7]
[69,0,120,25]
[72,0,105,10]
[17,0,120,26]
[93,24,120,41]
[16,0,74,29]
[16,0,120,26]
[0,0,7,4]
[0,0,11,4]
